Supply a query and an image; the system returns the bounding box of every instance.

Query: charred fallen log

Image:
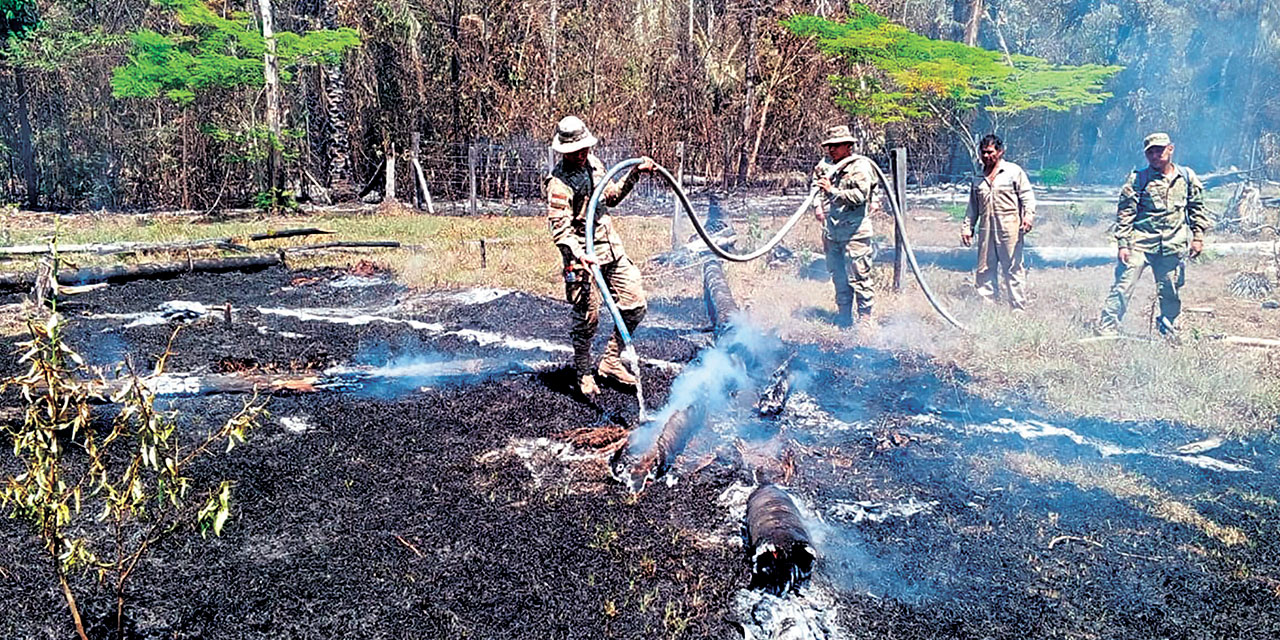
[0,254,284,292]
[610,407,701,493]
[755,356,794,418]
[746,484,816,595]
[703,258,739,335]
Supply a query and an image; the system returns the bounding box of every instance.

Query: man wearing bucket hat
[961,133,1037,309]
[812,124,877,327]
[1095,132,1209,338]
[545,115,654,396]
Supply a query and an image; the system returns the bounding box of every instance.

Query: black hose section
[865,162,970,332]
[583,155,968,333]
[586,157,851,263]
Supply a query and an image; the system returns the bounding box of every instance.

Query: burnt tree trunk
[320,0,354,198]
[14,67,37,208]
[258,0,283,207]
[736,1,759,186]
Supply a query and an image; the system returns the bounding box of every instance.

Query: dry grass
[1005,451,1249,547]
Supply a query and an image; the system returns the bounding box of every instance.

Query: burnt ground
[2,265,1280,639]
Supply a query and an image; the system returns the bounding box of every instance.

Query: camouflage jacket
[813,155,876,243]
[544,154,638,266]
[1115,164,1209,256]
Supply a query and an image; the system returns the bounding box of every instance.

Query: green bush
[1039,162,1079,187]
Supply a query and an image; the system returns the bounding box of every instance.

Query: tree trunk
[257,0,283,208]
[547,0,558,110]
[736,2,759,186]
[14,67,37,209]
[320,0,353,198]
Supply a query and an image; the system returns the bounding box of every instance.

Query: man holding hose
[813,125,878,328]
[544,115,654,397]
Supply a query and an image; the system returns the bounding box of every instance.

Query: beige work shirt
[965,160,1036,238]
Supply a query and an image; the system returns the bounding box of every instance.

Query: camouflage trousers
[824,236,874,315]
[1098,251,1185,332]
[565,256,647,375]
[974,220,1027,308]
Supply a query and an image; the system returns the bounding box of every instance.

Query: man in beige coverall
[544,116,654,396]
[962,134,1037,309]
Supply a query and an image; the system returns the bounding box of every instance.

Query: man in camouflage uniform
[961,134,1037,309]
[1096,132,1209,338]
[812,125,877,327]
[545,116,653,396]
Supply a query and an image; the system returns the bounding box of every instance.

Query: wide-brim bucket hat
[551,116,599,154]
[821,124,857,147]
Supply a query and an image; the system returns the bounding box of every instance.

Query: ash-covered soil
[3,265,1280,639]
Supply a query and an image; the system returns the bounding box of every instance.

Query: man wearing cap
[961,133,1036,309]
[812,124,877,327]
[545,115,654,396]
[1095,132,1209,338]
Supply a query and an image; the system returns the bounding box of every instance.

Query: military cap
[551,116,599,154]
[1143,132,1172,150]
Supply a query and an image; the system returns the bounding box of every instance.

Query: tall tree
[1,0,40,208]
[785,3,1123,167]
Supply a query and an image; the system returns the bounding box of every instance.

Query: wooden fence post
[383,141,397,205]
[891,147,907,292]
[468,142,478,215]
[670,141,687,250]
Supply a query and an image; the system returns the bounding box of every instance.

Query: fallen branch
[1218,335,1280,349]
[282,241,401,253]
[393,534,424,558]
[0,227,334,258]
[0,254,283,292]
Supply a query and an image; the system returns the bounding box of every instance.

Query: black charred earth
[2,266,1280,640]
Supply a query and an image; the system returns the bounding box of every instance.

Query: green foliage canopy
[0,0,39,41]
[784,3,1123,124]
[111,0,359,106]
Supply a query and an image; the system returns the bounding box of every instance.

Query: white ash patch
[255,325,308,339]
[477,437,606,490]
[428,288,513,305]
[778,392,866,435]
[966,417,1256,473]
[280,416,312,434]
[327,275,389,288]
[732,584,842,640]
[828,497,938,524]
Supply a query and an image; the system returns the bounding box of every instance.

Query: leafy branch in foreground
[2,315,265,639]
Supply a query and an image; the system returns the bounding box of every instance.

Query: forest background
[1,0,1277,212]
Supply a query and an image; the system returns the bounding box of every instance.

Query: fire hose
[584,155,969,416]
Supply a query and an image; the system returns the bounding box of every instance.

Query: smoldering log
[0,254,283,292]
[755,355,794,418]
[746,484,816,595]
[610,407,701,493]
[703,258,739,335]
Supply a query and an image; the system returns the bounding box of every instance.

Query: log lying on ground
[703,258,739,335]
[0,227,335,257]
[282,241,401,253]
[0,254,283,292]
[610,407,700,493]
[756,356,794,418]
[746,484,816,595]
